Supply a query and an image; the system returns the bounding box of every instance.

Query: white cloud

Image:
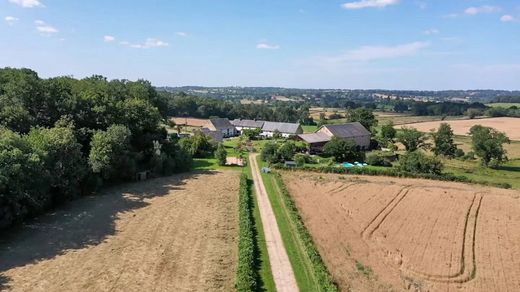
[8,0,43,8]
[176,32,188,37]
[341,0,400,10]
[325,41,429,62]
[464,5,500,15]
[123,38,169,49]
[5,16,19,26]
[104,35,115,42]
[34,20,58,35]
[500,15,517,22]
[257,43,280,50]
[423,28,440,35]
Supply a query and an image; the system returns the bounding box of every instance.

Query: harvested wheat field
[283,172,520,292]
[398,117,520,141]
[0,171,239,292]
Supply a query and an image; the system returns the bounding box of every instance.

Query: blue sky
[1,0,519,90]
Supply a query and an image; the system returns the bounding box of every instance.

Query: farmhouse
[298,122,371,153]
[231,119,265,132]
[205,118,238,138]
[261,122,303,138]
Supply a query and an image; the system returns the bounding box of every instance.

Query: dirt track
[0,171,239,292]
[398,117,520,140]
[284,172,520,292]
[249,154,298,292]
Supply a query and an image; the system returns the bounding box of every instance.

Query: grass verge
[243,164,276,292]
[258,157,338,292]
[273,164,512,189]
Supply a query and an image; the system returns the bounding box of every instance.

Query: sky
[1,0,520,90]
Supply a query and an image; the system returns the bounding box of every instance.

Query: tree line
[0,68,192,229]
[162,92,312,123]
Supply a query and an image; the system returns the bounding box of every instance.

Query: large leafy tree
[469,125,510,167]
[0,128,46,228]
[397,127,429,152]
[431,123,457,157]
[346,108,378,131]
[26,120,87,202]
[379,121,396,147]
[89,125,133,180]
[323,137,363,162]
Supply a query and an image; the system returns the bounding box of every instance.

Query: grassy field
[444,159,520,189]
[453,135,520,159]
[487,103,520,108]
[302,125,318,133]
[257,157,325,291]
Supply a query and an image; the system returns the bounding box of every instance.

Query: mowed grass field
[283,172,520,292]
[0,172,240,292]
[487,103,520,108]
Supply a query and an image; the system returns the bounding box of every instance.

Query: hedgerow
[272,164,512,189]
[236,174,256,291]
[272,173,338,292]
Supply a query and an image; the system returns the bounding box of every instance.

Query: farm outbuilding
[298,122,371,153]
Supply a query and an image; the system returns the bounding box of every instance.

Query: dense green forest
[0,68,191,230]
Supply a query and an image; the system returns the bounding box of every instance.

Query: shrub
[398,151,443,175]
[366,152,392,167]
[294,153,307,167]
[215,143,227,166]
[454,148,465,158]
[236,174,256,291]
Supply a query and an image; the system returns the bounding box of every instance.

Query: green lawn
[257,156,323,291]
[192,157,243,171]
[487,103,520,108]
[302,125,318,133]
[243,162,277,292]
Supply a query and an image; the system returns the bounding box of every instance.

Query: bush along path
[249,153,298,292]
[236,174,257,291]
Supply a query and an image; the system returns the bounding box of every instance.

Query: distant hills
[156,86,520,103]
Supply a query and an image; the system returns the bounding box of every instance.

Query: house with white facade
[260,122,303,138]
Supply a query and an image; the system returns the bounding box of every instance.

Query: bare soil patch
[398,117,520,141]
[283,172,520,292]
[0,171,239,292]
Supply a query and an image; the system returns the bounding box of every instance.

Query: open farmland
[283,172,520,292]
[398,117,520,141]
[0,171,239,292]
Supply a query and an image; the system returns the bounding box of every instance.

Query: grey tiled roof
[323,122,371,138]
[262,122,302,134]
[298,132,332,143]
[231,119,265,128]
[208,118,234,130]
